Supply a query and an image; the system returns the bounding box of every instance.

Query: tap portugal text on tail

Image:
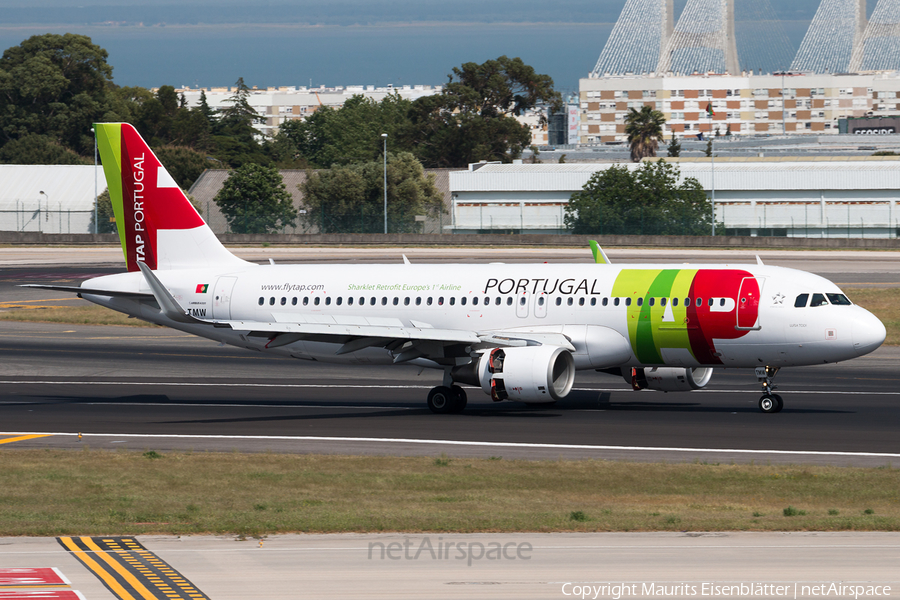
[24,123,887,414]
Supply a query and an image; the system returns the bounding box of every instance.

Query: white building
[177,85,442,136]
[448,157,900,237]
[578,71,900,143]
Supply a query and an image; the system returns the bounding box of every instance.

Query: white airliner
[28,124,886,414]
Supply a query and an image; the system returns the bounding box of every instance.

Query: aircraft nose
[852,308,886,356]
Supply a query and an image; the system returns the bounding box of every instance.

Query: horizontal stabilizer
[20,284,153,299]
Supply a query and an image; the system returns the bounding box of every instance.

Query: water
[0,23,612,93]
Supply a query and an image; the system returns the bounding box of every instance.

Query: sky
[0,0,827,91]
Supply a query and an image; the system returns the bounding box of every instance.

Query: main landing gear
[426,385,467,414]
[756,366,783,414]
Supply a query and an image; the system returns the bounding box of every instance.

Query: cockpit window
[794,293,809,308]
[810,293,829,307]
[827,293,852,306]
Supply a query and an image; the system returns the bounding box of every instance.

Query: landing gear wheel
[772,393,784,413]
[759,394,779,414]
[427,386,454,414]
[450,385,468,413]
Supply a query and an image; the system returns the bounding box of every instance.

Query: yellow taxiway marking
[80,537,161,600]
[58,537,139,600]
[0,434,52,445]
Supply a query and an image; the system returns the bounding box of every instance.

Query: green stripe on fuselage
[613,268,699,365]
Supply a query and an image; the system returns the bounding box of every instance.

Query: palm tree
[625,105,666,162]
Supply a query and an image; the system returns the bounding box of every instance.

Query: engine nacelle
[476,346,575,403]
[627,366,714,392]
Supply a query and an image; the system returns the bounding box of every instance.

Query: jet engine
[453,346,576,403]
[627,366,713,392]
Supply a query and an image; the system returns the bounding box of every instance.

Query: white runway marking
[1,380,899,395]
[4,431,900,459]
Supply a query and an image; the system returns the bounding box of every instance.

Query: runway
[0,321,898,466]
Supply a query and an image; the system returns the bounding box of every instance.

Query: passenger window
[269,297,275,306]
[281,297,286,306]
[578,298,584,306]
[336,297,342,305]
[292,297,298,306]
[672,298,678,307]
[427,297,433,306]
[567,298,574,306]
[696,298,702,307]
[258,297,264,306]
[660,297,666,306]
[637,297,643,306]
[708,298,714,307]
[648,297,654,306]
[538,297,545,306]
[393,297,399,306]
[416,297,422,306]
[519,297,526,306]
[449,297,455,306]
[827,293,852,306]
[370,297,376,305]
[625,298,631,306]
[614,297,620,306]
[314,297,320,306]
[404,297,410,305]
[461,297,467,306]
[473,297,479,306]
[685,297,690,306]
[720,298,726,307]
[590,298,596,306]
[555,297,562,306]
[810,293,828,307]
[359,297,364,305]
[484,297,489,305]
[325,297,331,306]
[439,297,444,305]
[381,297,387,305]
[602,297,608,306]
[348,297,354,305]
[303,297,309,306]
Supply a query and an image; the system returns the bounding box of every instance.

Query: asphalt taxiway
[0,321,898,466]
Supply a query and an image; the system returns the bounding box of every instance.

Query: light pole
[39,191,48,233]
[381,133,388,234]
[92,127,98,235]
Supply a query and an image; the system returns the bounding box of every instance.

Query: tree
[0,34,119,156]
[624,105,665,162]
[405,56,562,168]
[211,77,270,168]
[300,152,444,233]
[214,163,297,233]
[565,160,711,236]
[666,133,681,158]
[0,133,90,164]
[153,146,214,189]
[276,93,413,168]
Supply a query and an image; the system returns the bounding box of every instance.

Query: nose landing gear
[756,366,783,413]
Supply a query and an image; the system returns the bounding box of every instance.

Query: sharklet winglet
[137,262,207,325]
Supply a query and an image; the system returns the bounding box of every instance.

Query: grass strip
[1,450,898,536]
[0,288,897,342]
[0,305,157,327]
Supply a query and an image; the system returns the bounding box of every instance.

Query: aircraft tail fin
[95,123,248,272]
[589,240,611,265]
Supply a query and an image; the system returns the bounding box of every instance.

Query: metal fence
[2,201,896,238]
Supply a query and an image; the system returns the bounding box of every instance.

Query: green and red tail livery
[95,123,205,272]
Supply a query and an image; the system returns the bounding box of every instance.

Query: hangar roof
[450,157,900,193]
[0,165,105,211]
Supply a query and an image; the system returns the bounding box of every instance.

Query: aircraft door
[516,292,529,318]
[736,277,763,331]
[534,292,548,318]
[212,276,238,320]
